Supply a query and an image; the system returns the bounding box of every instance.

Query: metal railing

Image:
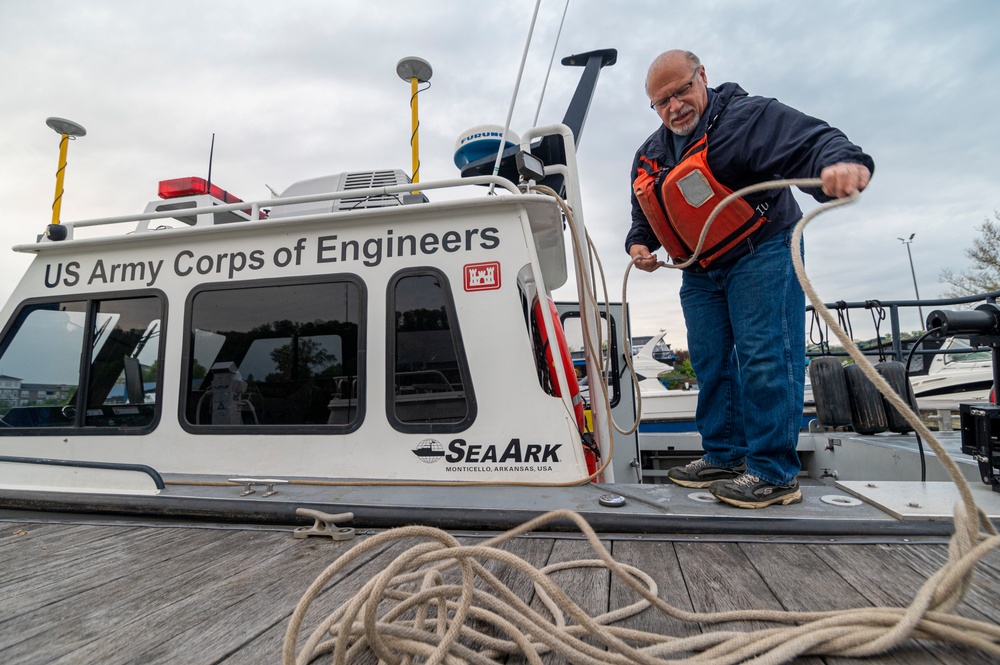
[805,289,1000,365]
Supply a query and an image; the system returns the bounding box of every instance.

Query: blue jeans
[679,227,805,486]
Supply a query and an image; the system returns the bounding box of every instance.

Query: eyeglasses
[649,68,701,111]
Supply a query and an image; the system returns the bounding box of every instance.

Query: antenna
[533,0,571,127]
[45,117,87,241]
[207,133,216,192]
[489,0,541,195]
[396,56,433,190]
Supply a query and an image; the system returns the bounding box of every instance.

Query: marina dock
[3,488,999,664]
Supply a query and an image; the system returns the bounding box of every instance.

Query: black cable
[904,326,944,482]
[808,309,830,355]
[867,300,887,362]
[409,80,432,183]
[835,301,853,341]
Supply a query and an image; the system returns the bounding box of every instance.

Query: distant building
[21,383,74,405]
[0,374,22,407]
[0,375,74,408]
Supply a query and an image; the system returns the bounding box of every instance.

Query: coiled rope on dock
[284,180,1000,664]
[283,508,1000,664]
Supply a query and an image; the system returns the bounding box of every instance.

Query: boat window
[945,349,991,365]
[561,311,621,408]
[84,297,162,427]
[0,294,163,431]
[183,277,364,432]
[387,269,476,432]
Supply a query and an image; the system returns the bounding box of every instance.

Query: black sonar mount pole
[926,303,1000,492]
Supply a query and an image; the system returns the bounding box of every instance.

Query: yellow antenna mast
[395,57,433,191]
[45,117,87,241]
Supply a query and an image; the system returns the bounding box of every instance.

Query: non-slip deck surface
[1,517,998,664]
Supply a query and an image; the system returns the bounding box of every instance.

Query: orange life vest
[633,134,767,269]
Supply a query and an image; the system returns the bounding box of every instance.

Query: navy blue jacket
[626,82,875,271]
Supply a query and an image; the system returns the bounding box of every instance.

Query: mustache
[670,104,694,122]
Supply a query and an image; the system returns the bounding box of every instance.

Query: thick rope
[284,509,1000,664]
[284,180,1000,663]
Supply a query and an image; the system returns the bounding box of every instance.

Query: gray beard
[670,109,701,136]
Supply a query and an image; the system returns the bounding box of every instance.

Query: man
[626,50,872,508]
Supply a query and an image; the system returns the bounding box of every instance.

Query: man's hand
[820,162,871,198]
[629,244,662,272]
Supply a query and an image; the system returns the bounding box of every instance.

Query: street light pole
[898,233,924,328]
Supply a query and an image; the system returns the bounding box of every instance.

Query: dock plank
[0,520,132,544]
[109,532,406,665]
[1,527,266,663]
[476,536,556,605]
[0,526,222,622]
[505,537,612,665]
[742,542,956,665]
[609,539,701,640]
[1,517,998,665]
[876,541,1000,624]
[0,523,128,583]
[47,529,322,665]
[468,536,556,662]
[222,534,558,665]
[673,540,787,633]
[810,542,999,665]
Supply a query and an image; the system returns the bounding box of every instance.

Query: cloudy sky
[2,0,998,348]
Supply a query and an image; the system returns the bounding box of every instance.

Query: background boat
[908,336,993,403]
[631,330,698,428]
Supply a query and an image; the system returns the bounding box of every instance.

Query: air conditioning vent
[337,170,410,211]
[268,170,413,219]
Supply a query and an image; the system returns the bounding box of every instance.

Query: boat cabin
[0,126,627,489]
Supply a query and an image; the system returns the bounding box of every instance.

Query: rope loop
[866,300,888,362]
[834,301,854,340]
[808,308,830,355]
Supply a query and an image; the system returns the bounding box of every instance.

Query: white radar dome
[453,125,520,169]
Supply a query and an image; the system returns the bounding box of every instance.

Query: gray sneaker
[666,458,744,488]
[709,473,802,508]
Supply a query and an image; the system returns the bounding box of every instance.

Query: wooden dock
[2,513,998,664]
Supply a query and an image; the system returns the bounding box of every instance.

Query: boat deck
[2,510,999,664]
[5,432,999,537]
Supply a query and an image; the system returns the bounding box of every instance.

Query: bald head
[645,50,707,136]
[645,50,701,96]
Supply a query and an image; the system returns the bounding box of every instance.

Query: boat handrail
[807,290,1000,312]
[520,123,616,473]
[0,454,165,490]
[806,289,1000,364]
[51,175,523,233]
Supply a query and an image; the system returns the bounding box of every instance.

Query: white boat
[908,336,994,403]
[0,47,996,534]
[630,330,698,430]
[0,51,636,500]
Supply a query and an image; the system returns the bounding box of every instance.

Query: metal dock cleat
[229,478,289,497]
[294,508,356,540]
